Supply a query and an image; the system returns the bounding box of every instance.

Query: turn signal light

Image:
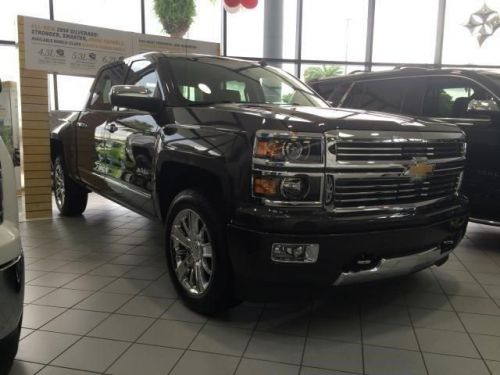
[254,176,280,196]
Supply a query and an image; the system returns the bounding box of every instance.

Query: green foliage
[304,65,343,83]
[153,0,196,38]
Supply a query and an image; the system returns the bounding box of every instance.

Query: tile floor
[9,194,500,375]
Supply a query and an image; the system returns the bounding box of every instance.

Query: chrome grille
[326,130,466,211]
[332,168,462,207]
[334,141,465,162]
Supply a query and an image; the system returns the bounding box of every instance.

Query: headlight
[253,131,323,165]
[252,131,324,206]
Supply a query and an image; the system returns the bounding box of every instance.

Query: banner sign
[23,16,220,76]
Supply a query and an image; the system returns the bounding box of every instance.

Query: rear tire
[0,319,21,375]
[165,189,238,315]
[53,156,88,216]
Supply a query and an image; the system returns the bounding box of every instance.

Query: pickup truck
[51,53,469,314]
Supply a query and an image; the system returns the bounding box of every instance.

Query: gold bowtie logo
[405,161,435,180]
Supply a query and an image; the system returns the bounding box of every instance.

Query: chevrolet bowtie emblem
[403,159,435,180]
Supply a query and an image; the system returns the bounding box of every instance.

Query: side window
[358,79,408,114]
[126,60,161,98]
[89,63,127,110]
[342,82,364,109]
[423,77,499,118]
[327,82,352,107]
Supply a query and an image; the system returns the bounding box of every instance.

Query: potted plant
[153,0,196,38]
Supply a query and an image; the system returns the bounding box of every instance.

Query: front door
[76,62,127,194]
[422,76,500,221]
[103,60,163,217]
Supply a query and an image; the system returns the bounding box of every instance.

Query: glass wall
[372,0,439,64]
[443,0,500,66]
[53,0,142,32]
[2,0,500,110]
[301,0,368,62]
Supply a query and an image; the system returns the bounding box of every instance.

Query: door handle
[106,123,118,133]
[76,122,88,128]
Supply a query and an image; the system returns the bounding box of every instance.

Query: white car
[0,134,23,374]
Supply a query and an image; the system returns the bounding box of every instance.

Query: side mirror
[467,99,500,113]
[110,85,162,113]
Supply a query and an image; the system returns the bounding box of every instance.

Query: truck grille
[334,141,465,162]
[332,168,462,208]
[326,131,466,210]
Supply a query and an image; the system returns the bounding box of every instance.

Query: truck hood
[206,103,463,134]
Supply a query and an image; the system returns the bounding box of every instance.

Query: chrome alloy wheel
[170,209,213,295]
[54,161,65,208]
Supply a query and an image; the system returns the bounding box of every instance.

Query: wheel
[53,156,88,216]
[0,319,21,375]
[165,189,238,315]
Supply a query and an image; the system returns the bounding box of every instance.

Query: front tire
[53,156,88,216]
[165,189,237,315]
[0,319,21,375]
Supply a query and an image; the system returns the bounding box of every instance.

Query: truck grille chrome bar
[325,130,466,211]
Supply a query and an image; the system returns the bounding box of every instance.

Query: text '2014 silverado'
[51,54,468,314]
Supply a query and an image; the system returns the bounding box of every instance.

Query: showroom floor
[9,194,500,375]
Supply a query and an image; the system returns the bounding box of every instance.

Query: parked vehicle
[51,54,468,314]
[0,80,24,375]
[310,68,500,224]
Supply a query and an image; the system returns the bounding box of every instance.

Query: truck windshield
[164,57,328,108]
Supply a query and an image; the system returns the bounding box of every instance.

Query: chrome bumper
[333,247,450,286]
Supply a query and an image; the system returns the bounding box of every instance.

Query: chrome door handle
[76,122,88,128]
[106,123,118,133]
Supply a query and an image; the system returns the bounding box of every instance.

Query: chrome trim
[325,130,465,213]
[333,247,450,286]
[470,217,500,227]
[0,255,22,272]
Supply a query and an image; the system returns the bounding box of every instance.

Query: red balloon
[224,0,241,7]
[241,0,258,8]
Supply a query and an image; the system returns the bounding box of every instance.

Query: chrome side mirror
[110,85,162,113]
[467,99,500,113]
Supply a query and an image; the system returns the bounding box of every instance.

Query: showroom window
[55,75,94,111]
[372,0,439,64]
[442,0,500,66]
[226,1,265,57]
[145,0,222,43]
[0,1,50,41]
[301,0,368,62]
[0,46,20,82]
[53,0,142,32]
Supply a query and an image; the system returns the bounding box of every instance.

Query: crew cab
[310,68,500,225]
[51,54,468,314]
[0,78,24,374]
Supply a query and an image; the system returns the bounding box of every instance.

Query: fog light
[271,243,319,263]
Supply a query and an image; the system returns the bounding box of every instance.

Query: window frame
[86,63,128,111]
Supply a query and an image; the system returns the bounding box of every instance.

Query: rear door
[103,59,163,217]
[422,76,500,221]
[76,63,127,193]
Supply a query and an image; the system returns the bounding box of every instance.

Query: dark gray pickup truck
[51,54,468,313]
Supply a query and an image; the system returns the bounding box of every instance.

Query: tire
[165,189,238,315]
[0,319,21,375]
[53,156,88,216]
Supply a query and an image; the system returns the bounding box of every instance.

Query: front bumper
[227,206,467,300]
[0,255,24,340]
